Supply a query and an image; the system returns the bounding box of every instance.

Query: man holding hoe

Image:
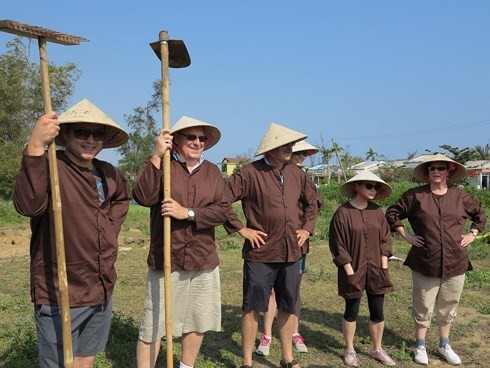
[13,99,130,367]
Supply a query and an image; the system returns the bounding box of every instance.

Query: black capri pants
[344,293,385,323]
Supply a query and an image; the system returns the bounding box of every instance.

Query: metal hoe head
[150,38,191,68]
[0,19,88,45]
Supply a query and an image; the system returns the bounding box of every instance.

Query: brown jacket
[386,185,487,278]
[132,158,234,271]
[13,152,129,307]
[329,202,394,299]
[222,159,318,263]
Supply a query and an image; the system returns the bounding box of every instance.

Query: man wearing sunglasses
[133,116,237,368]
[221,123,319,368]
[13,99,130,367]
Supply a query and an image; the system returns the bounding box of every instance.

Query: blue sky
[2,1,489,166]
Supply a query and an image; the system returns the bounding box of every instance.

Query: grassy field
[0,202,489,367]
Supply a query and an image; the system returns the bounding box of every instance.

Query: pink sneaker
[292,333,308,353]
[371,348,396,366]
[255,335,271,356]
[344,351,359,367]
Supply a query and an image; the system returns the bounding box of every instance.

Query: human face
[427,161,450,184]
[62,123,105,167]
[174,126,206,163]
[267,143,293,165]
[355,181,380,201]
[291,150,308,165]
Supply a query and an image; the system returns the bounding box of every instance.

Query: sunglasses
[72,128,106,141]
[177,132,208,143]
[428,166,448,172]
[361,182,381,191]
[293,151,308,156]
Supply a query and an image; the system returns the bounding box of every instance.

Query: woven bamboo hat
[292,140,319,157]
[170,116,221,151]
[412,153,466,184]
[56,99,129,148]
[254,123,307,157]
[340,170,392,200]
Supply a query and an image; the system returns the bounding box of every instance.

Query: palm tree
[365,147,378,161]
[473,144,490,160]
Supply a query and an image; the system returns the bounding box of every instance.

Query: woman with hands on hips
[385,153,486,366]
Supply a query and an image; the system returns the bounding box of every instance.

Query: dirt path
[0,228,30,258]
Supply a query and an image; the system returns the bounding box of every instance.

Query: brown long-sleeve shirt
[132,158,234,271]
[329,202,394,299]
[385,185,487,278]
[222,159,318,263]
[13,152,129,307]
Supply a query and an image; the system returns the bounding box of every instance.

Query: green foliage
[0,199,27,225]
[0,38,81,199]
[117,80,161,188]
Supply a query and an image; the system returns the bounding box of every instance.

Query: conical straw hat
[412,153,466,184]
[292,140,319,157]
[56,99,129,148]
[170,116,221,151]
[340,170,392,200]
[254,123,307,156]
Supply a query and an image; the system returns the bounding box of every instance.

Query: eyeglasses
[428,166,448,172]
[177,132,208,143]
[73,128,106,141]
[293,151,308,156]
[361,182,381,191]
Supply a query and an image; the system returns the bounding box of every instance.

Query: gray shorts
[138,267,222,343]
[35,299,113,368]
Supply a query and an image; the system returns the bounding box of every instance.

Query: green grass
[0,201,489,367]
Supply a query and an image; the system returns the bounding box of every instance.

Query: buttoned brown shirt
[385,185,487,278]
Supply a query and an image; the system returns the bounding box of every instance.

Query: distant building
[348,161,385,174]
[465,160,490,190]
[221,157,242,178]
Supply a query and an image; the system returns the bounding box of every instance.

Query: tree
[365,147,378,161]
[439,145,475,164]
[0,38,81,198]
[117,80,161,187]
[472,144,490,160]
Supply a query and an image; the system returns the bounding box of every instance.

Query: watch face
[189,210,195,216]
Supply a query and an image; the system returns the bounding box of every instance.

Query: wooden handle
[39,37,74,368]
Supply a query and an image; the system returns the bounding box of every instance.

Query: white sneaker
[414,345,429,365]
[438,345,461,365]
[292,333,308,353]
[255,335,271,356]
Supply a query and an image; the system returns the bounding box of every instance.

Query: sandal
[280,359,299,368]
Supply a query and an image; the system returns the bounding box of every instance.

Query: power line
[336,119,490,140]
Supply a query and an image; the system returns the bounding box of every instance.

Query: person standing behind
[133,116,233,368]
[329,170,396,367]
[13,99,130,368]
[256,140,323,356]
[222,123,319,368]
[385,153,486,366]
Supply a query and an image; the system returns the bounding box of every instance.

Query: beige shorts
[138,267,221,343]
[411,270,465,328]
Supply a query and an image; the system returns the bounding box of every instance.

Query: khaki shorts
[411,271,465,328]
[138,267,221,343]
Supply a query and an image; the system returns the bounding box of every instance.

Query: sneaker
[414,345,429,365]
[255,335,271,356]
[438,345,461,365]
[344,351,359,367]
[293,333,308,353]
[371,349,396,366]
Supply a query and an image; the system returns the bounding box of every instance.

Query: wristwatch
[187,208,195,221]
[470,230,478,237]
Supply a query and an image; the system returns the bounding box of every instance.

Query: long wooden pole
[39,37,74,368]
[159,30,173,368]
